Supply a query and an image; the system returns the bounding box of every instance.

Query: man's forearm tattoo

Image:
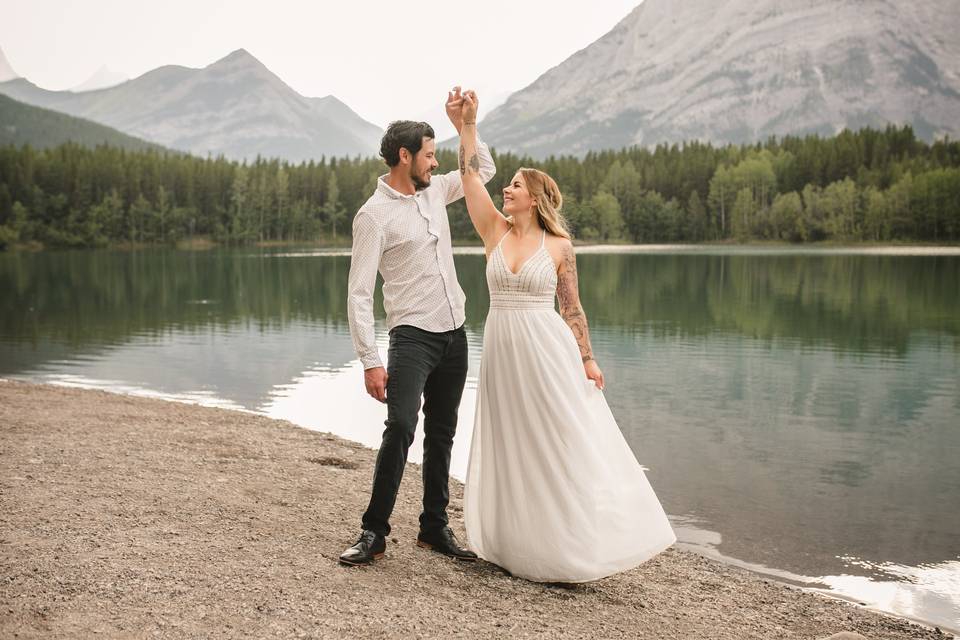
[459,146,466,175]
[469,153,480,174]
[556,244,594,362]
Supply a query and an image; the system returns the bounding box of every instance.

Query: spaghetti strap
[496,228,512,248]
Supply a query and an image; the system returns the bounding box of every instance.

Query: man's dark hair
[379,121,435,167]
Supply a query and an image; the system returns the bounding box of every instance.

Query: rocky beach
[0,380,952,639]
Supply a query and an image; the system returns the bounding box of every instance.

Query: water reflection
[259,358,478,488]
[1,246,958,632]
[673,513,960,633]
[815,558,960,633]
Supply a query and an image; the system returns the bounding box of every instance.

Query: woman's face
[502,172,535,216]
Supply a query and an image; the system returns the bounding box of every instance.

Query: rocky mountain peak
[478,0,960,157]
[0,47,383,161]
[206,48,270,74]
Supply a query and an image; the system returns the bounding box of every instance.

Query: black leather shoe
[416,526,478,561]
[339,530,386,566]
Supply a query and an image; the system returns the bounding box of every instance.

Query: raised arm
[556,240,605,390]
[441,87,496,193]
[459,91,508,250]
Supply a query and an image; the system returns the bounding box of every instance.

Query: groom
[340,88,496,565]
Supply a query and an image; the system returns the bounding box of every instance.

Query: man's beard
[410,165,431,191]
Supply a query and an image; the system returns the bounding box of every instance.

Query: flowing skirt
[463,307,676,582]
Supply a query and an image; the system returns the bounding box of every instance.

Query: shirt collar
[377,174,422,200]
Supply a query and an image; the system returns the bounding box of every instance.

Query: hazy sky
[1,0,641,131]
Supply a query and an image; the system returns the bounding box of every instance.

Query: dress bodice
[486,230,557,310]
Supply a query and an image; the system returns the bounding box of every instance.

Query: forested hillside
[1,125,957,249]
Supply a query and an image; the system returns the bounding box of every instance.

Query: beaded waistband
[489,292,556,310]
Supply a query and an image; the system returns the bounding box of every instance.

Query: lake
[1,245,958,633]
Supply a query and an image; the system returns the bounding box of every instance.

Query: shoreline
[0,379,953,639]
[3,238,960,253]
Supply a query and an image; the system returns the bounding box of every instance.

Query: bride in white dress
[456,90,675,583]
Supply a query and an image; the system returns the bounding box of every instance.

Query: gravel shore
[0,380,950,639]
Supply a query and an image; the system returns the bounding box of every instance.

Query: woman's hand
[584,359,605,390]
[446,86,464,133]
[462,90,479,124]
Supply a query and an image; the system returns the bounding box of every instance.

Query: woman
[458,91,675,582]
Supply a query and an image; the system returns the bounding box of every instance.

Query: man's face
[409,137,439,190]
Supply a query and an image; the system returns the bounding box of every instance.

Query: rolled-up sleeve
[439,137,496,205]
[347,211,385,369]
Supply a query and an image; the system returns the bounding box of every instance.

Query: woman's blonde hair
[508,167,571,240]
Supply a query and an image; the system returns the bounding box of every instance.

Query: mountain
[477,0,960,157]
[0,49,384,161]
[0,46,18,82]
[70,65,128,92]
[0,93,164,152]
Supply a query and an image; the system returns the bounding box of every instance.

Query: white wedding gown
[464,230,676,583]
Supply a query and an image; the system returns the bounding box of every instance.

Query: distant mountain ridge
[0,46,18,82]
[70,66,128,93]
[476,0,960,157]
[0,49,384,161]
[0,93,164,152]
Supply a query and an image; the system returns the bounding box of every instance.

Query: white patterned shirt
[347,140,496,369]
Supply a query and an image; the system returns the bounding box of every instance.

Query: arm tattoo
[468,153,480,174]
[556,243,594,362]
[459,146,466,175]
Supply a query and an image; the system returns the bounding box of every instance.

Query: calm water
[1,246,958,632]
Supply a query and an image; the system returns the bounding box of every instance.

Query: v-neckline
[499,243,544,277]
[498,228,546,276]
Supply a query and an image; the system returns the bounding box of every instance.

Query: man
[340,88,496,565]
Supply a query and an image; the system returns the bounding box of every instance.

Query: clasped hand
[446,86,479,132]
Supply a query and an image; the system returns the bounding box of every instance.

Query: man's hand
[462,90,479,125]
[364,366,388,403]
[446,86,464,134]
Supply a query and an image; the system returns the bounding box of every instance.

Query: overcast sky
[1,0,641,132]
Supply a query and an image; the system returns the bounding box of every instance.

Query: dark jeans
[361,324,468,538]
